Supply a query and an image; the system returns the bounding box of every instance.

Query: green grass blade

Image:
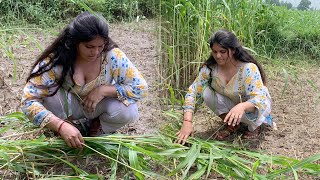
[206,147,214,178]
[43,151,88,176]
[181,144,201,179]
[266,153,320,178]
[188,164,207,180]
[168,144,201,177]
[110,161,118,180]
[128,143,144,180]
[281,68,289,98]
[251,159,260,179]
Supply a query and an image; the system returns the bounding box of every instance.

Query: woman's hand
[83,86,105,112]
[176,121,193,145]
[59,122,84,149]
[224,103,246,126]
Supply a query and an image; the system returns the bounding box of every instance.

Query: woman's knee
[100,103,139,124]
[203,87,214,105]
[42,91,67,119]
[42,89,81,119]
[117,104,139,123]
[99,103,139,133]
[203,87,217,112]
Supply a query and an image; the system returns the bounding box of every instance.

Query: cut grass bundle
[0,112,319,179]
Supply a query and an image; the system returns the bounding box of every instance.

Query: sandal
[243,126,261,139]
[69,118,90,136]
[89,118,116,137]
[89,118,103,137]
[215,124,240,140]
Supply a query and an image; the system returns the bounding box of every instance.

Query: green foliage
[0,0,78,26]
[160,0,213,93]
[270,7,320,59]
[0,0,157,27]
[74,0,157,22]
[0,112,320,179]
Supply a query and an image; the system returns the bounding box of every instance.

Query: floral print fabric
[21,48,148,126]
[183,62,272,126]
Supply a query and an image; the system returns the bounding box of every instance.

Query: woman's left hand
[83,86,105,112]
[224,103,245,126]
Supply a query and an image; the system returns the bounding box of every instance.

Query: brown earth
[0,20,319,176]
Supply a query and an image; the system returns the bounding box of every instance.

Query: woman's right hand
[176,121,193,145]
[46,116,84,149]
[59,122,84,149]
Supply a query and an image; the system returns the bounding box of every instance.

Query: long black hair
[204,29,266,83]
[26,11,118,96]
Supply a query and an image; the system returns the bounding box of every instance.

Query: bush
[0,0,157,26]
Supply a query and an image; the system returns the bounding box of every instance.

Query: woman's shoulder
[104,48,127,63]
[242,62,259,70]
[241,62,261,77]
[106,48,125,58]
[42,57,63,75]
[201,62,217,70]
[198,63,214,76]
[32,57,52,72]
[36,57,51,68]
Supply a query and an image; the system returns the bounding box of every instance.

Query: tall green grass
[0,112,320,179]
[270,7,320,59]
[0,0,157,27]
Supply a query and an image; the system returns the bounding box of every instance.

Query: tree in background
[297,0,311,10]
[283,2,293,9]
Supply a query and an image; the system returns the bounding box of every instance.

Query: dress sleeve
[243,63,271,121]
[182,65,211,113]
[109,48,148,105]
[21,59,59,126]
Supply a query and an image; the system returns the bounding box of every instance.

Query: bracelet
[57,121,66,134]
[115,88,130,106]
[184,119,192,123]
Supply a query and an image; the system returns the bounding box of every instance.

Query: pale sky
[283,0,320,9]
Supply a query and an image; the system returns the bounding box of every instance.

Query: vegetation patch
[0,112,319,179]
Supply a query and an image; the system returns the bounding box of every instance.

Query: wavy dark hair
[26,11,118,96]
[204,29,266,83]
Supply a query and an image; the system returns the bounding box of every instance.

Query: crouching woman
[21,12,148,148]
[176,30,274,144]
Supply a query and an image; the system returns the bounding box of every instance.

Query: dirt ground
[0,19,319,168]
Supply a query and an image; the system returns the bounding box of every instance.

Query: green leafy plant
[0,112,319,179]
